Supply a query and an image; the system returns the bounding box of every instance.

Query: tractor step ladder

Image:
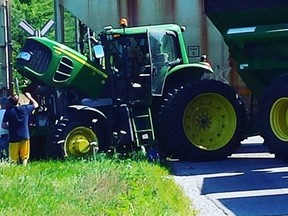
[130,106,156,147]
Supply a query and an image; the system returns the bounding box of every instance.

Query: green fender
[165,62,214,86]
[168,62,214,75]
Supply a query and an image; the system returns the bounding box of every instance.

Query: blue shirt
[3,104,34,142]
[0,109,8,135]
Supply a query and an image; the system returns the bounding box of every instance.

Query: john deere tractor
[15,21,246,161]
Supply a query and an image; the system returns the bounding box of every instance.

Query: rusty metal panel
[62,0,121,32]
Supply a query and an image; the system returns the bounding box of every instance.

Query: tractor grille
[53,57,73,82]
[17,40,51,74]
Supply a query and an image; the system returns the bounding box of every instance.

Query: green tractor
[204,0,288,160]
[15,21,246,161]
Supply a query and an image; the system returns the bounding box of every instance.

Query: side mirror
[93,45,104,58]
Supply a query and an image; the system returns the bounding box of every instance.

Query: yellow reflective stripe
[54,46,108,79]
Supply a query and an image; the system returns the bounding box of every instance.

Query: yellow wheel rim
[183,93,237,150]
[64,126,98,157]
[270,97,288,141]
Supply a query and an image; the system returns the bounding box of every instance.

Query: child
[2,93,39,165]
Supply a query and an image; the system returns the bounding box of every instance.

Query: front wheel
[46,117,106,159]
[156,79,247,161]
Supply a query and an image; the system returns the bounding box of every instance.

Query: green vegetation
[0,156,196,216]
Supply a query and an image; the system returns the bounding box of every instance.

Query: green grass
[0,156,197,216]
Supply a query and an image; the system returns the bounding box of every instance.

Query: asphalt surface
[170,136,288,216]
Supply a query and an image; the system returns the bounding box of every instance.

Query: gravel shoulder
[171,161,234,216]
[173,174,231,216]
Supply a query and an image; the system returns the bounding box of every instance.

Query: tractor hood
[16,37,109,98]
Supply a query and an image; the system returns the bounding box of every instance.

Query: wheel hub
[197,113,211,130]
[73,137,90,153]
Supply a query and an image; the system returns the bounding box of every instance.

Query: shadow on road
[170,143,288,216]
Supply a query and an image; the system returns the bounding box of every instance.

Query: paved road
[170,136,288,216]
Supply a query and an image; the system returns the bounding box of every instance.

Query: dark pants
[0,134,9,159]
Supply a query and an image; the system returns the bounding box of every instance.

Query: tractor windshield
[104,33,150,77]
[148,29,179,96]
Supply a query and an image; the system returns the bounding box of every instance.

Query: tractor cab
[97,24,182,104]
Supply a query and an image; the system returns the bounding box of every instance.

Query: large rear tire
[46,117,107,159]
[260,74,288,160]
[154,79,247,161]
